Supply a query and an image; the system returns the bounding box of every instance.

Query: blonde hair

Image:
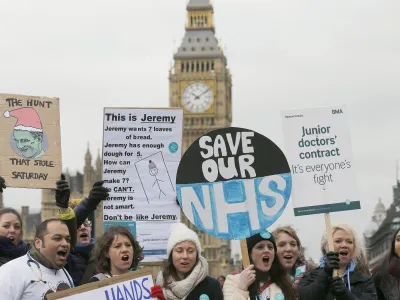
[320,223,370,275]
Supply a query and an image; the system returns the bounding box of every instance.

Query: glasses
[82,220,91,227]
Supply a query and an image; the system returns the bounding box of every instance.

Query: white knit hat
[167,223,202,257]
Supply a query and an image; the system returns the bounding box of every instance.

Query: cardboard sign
[281,105,360,216]
[176,127,292,240]
[0,93,61,189]
[102,107,183,262]
[47,268,156,299]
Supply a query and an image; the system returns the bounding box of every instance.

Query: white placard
[48,273,155,300]
[102,107,183,261]
[281,105,360,216]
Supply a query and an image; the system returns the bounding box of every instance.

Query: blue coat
[65,198,96,286]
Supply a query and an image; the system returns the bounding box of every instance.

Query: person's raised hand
[238,264,256,291]
[324,251,340,275]
[55,174,70,208]
[87,181,109,210]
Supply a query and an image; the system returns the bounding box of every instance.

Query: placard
[47,268,156,300]
[102,107,183,262]
[176,127,292,240]
[0,93,61,189]
[281,105,360,216]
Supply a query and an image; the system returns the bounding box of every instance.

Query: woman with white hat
[150,223,223,300]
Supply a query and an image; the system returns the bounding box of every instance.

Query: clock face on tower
[182,82,213,113]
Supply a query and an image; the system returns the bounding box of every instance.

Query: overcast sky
[1,0,399,262]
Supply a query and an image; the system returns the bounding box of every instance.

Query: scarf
[156,256,208,300]
[74,242,94,260]
[389,255,400,279]
[0,236,28,259]
[29,245,57,269]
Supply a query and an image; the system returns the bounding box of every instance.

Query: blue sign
[176,127,292,240]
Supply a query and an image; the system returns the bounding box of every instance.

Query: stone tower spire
[84,143,93,195]
[95,149,102,180]
[169,0,232,278]
[85,143,92,168]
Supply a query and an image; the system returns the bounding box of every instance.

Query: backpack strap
[80,260,100,285]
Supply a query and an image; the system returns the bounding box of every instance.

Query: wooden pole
[324,212,338,277]
[240,239,251,269]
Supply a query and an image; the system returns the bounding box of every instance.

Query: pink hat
[3,108,42,132]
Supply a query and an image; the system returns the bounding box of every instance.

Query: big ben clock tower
[169,0,233,277]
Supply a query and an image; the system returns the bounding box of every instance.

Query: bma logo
[332,109,343,114]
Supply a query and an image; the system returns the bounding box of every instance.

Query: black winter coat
[185,276,223,300]
[299,267,377,300]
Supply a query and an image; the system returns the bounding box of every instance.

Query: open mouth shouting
[283,254,294,263]
[56,249,68,262]
[339,250,349,258]
[79,232,89,240]
[121,254,131,264]
[262,256,270,265]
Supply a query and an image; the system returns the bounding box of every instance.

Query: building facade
[364,181,400,270]
[169,0,233,278]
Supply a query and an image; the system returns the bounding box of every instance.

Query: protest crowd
[0,172,398,300]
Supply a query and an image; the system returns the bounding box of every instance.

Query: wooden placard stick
[240,239,251,269]
[324,212,338,277]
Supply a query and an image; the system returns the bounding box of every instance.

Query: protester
[218,275,226,287]
[55,175,109,286]
[89,225,143,281]
[0,176,29,268]
[272,226,315,290]
[151,223,222,300]
[299,223,377,299]
[0,174,106,276]
[372,228,400,300]
[0,218,74,299]
[223,230,296,300]
[0,206,29,267]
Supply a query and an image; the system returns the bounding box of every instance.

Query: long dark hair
[91,226,143,274]
[390,228,400,257]
[372,228,400,285]
[248,252,296,300]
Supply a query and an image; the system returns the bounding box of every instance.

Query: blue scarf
[319,255,355,291]
[0,236,28,259]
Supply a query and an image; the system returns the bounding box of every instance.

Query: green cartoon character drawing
[3,107,45,159]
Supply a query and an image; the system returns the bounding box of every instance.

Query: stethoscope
[27,251,74,288]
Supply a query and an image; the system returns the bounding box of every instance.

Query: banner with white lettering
[281,105,360,216]
[102,107,183,262]
[0,93,61,189]
[176,127,292,240]
[47,268,156,300]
